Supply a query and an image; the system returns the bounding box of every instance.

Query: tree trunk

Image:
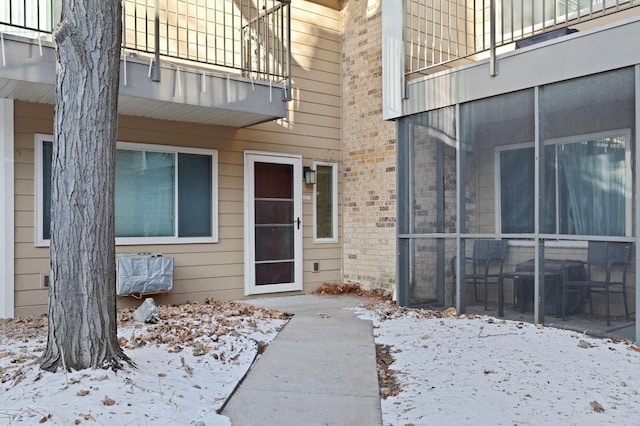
[40,0,130,372]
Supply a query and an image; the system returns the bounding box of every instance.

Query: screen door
[244,152,303,294]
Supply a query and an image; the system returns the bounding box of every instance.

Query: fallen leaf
[442,307,457,316]
[181,356,194,376]
[578,340,593,349]
[590,400,605,413]
[76,389,89,397]
[102,395,116,406]
[483,370,495,375]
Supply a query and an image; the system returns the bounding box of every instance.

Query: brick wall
[341,0,397,293]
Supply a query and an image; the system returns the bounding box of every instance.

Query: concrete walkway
[222,295,383,426]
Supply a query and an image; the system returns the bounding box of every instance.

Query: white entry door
[244,151,303,295]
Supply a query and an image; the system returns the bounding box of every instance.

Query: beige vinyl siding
[13,102,52,317]
[12,0,342,317]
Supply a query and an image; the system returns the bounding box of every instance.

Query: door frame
[244,150,303,295]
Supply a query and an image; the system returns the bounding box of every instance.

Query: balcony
[405,0,640,79]
[0,0,291,127]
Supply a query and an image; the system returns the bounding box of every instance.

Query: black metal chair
[562,241,632,326]
[450,240,509,310]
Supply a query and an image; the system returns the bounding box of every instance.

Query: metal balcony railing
[406,0,639,77]
[0,0,55,37]
[1,0,291,94]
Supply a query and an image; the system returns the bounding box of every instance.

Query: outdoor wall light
[303,166,316,185]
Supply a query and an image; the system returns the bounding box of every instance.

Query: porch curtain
[557,140,626,236]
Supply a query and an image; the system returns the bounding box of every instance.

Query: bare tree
[40,0,131,371]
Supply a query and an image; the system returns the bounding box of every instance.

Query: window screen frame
[494,129,632,240]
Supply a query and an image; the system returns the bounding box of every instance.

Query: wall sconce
[303,166,316,185]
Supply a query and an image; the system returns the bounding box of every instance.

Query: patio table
[498,259,586,318]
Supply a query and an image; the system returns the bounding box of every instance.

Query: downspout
[284,0,292,101]
[489,0,497,76]
[151,0,161,82]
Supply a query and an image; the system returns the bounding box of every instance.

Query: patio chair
[561,241,631,326]
[450,240,509,310]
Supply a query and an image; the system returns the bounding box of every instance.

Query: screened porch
[396,67,638,339]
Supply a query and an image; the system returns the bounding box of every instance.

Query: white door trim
[0,99,15,318]
[244,150,303,295]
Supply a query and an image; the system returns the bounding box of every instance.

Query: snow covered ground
[357,304,640,426]
[0,301,289,425]
[2,298,640,425]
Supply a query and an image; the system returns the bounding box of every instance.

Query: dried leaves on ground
[314,282,391,301]
[116,299,291,354]
[1,299,293,424]
[0,299,290,347]
[0,299,292,388]
[376,343,401,399]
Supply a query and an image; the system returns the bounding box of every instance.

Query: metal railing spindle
[407,0,414,71]
[439,0,443,64]
[431,0,435,66]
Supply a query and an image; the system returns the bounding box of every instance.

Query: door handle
[295,217,301,230]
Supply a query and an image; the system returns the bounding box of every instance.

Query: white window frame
[312,161,338,243]
[494,129,632,243]
[35,135,218,247]
[34,134,50,247]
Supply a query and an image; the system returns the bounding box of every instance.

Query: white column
[0,98,15,318]
[382,0,405,120]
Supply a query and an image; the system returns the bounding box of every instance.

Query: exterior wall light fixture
[303,166,316,185]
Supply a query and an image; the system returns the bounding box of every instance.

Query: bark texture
[40,0,130,372]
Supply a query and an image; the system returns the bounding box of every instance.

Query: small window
[497,131,631,237]
[35,136,218,246]
[313,162,338,243]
